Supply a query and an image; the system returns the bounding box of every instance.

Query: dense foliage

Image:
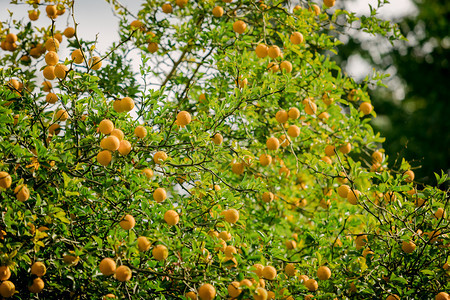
[0,0,448,299]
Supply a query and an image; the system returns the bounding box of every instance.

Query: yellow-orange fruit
[110,129,124,141]
[29,10,39,21]
[121,97,134,112]
[253,264,264,277]
[259,154,272,166]
[285,263,296,276]
[153,187,167,203]
[211,133,223,145]
[212,6,224,17]
[290,32,304,44]
[142,168,153,179]
[298,274,309,283]
[285,240,297,250]
[386,295,400,300]
[0,281,15,298]
[325,145,335,156]
[134,125,147,138]
[372,150,383,163]
[360,102,373,115]
[130,20,144,30]
[162,3,173,13]
[435,292,450,300]
[44,38,59,52]
[288,107,300,119]
[54,32,63,43]
[43,66,56,80]
[355,235,367,250]
[71,49,84,64]
[232,162,245,175]
[103,294,116,299]
[45,51,59,66]
[435,208,445,219]
[48,124,60,135]
[339,143,352,154]
[0,172,12,189]
[304,100,317,115]
[279,134,290,148]
[5,33,17,44]
[119,214,135,230]
[401,241,416,254]
[154,151,168,164]
[152,245,169,261]
[224,245,237,257]
[117,140,131,155]
[262,266,277,280]
[14,184,30,202]
[347,189,360,205]
[218,231,231,241]
[63,27,75,38]
[98,119,114,134]
[31,261,46,277]
[254,287,268,300]
[268,45,281,59]
[223,208,239,224]
[42,81,52,92]
[198,283,216,300]
[233,20,247,34]
[262,191,274,203]
[54,109,68,121]
[177,111,192,126]
[113,100,124,113]
[275,110,288,123]
[255,43,269,58]
[148,42,158,53]
[305,279,318,291]
[115,265,132,282]
[267,62,279,73]
[310,4,320,16]
[317,266,331,280]
[137,236,151,252]
[0,266,11,281]
[100,136,120,151]
[164,210,180,226]
[403,170,415,182]
[89,57,102,70]
[324,0,336,8]
[54,64,68,79]
[99,258,116,275]
[228,281,241,298]
[185,291,198,299]
[266,137,280,150]
[287,125,300,138]
[46,5,57,18]
[28,277,44,293]
[337,184,351,198]
[46,93,58,104]
[280,61,293,73]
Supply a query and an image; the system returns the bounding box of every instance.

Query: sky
[0,0,417,83]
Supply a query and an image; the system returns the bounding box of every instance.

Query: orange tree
[0,0,448,299]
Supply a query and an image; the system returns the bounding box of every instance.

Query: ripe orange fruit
[46,93,58,104]
[339,142,352,154]
[280,61,293,73]
[31,261,46,277]
[152,245,169,261]
[223,208,239,224]
[44,38,59,52]
[347,189,360,205]
[134,125,147,138]
[0,281,15,298]
[287,125,300,138]
[285,240,297,250]
[46,5,57,18]
[14,184,30,202]
[28,277,44,293]
[401,241,416,253]
[227,281,241,298]
[259,154,272,166]
[43,66,56,80]
[403,170,414,182]
[54,109,68,122]
[142,168,153,179]
[275,110,288,123]
[224,245,237,257]
[262,192,274,203]
[290,32,304,44]
[253,263,264,277]
[148,42,158,53]
[71,49,83,64]
[268,45,281,59]
[110,129,124,141]
[285,263,296,276]
[267,62,279,73]
[212,6,224,17]
[119,214,135,230]
[0,172,12,189]
[121,97,135,112]
[317,266,331,280]
[164,210,179,225]
[211,133,223,145]
[305,279,318,291]
[298,274,309,283]
[177,111,192,126]
[89,56,102,70]
[154,151,168,164]
[153,187,167,203]
[97,150,112,166]
[324,0,336,8]
[218,231,231,241]
[45,51,59,66]
[100,136,120,151]
[279,134,290,148]
[54,64,68,79]
[262,266,277,280]
[99,119,114,134]
[288,107,300,119]
[63,27,75,38]
[360,102,373,115]
[310,4,320,16]
[115,265,132,282]
[233,20,247,34]
[435,208,445,219]
[435,292,450,300]
[186,291,198,299]
[372,150,383,163]
[198,283,216,300]
[130,20,144,30]
[355,235,367,250]
[0,266,11,281]
[266,137,280,150]
[29,10,39,21]
[386,295,400,300]
[137,236,151,252]
[232,162,245,175]
[337,184,350,198]
[255,43,269,58]
[254,287,268,300]
[162,3,173,13]
[99,258,116,275]
[103,294,116,299]
[304,100,317,115]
